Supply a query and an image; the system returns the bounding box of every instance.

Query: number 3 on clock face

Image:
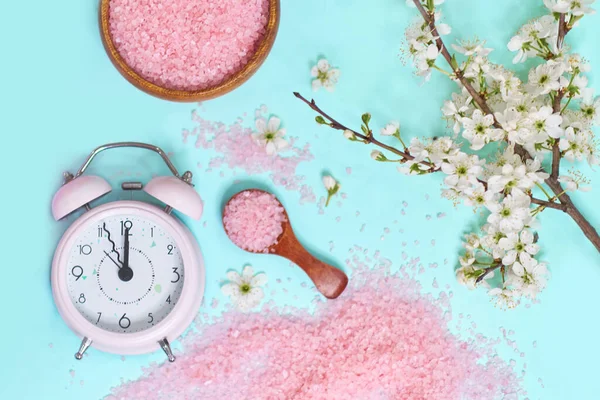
[67,214,185,333]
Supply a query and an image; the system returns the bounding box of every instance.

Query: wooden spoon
[223,189,349,299]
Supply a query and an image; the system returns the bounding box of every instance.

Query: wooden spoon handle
[278,245,348,299]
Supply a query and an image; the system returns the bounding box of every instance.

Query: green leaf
[361,113,371,125]
[315,116,327,125]
[361,125,369,135]
[450,54,459,71]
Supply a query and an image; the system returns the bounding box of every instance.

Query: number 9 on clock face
[67,214,185,333]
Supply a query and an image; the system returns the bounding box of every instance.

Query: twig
[531,197,567,211]
[293,92,439,172]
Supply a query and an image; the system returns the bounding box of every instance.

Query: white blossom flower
[463,182,500,209]
[544,0,571,12]
[442,90,474,134]
[498,229,540,265]
[481,223,507,259]
[452,39,492,57]
[462,110,504,150]
[415,44,440,81]
[495,107,530,144]
[507,16,557,63]
[488,287,520,309]
[554,0,596,16]
[558,174,592,191]
[530,106,563,139]
[486,188,532,234]
[253,117,288,155]
[311,59,341,92]
[510,253,549,299]
[487,163,535,193]
[428,136,461,165]
[580,93,600,124]
[559,126,594,162]
[221,266,268,312]
[441,153,485,190]
[527,62,565,96]
[381,121,400,136]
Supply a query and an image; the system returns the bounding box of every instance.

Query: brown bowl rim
[99,0,280,102]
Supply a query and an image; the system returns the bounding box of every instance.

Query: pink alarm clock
[50,142,205,362]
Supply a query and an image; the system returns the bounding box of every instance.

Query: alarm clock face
[66,214,185,333]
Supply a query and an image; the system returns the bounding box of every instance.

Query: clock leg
[74,336,92,360]
[158,338,176,362]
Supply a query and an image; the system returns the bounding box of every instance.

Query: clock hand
[118,227,134,282]
[123,227,130,270]
[103,250,122,269]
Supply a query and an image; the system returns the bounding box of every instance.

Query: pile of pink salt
[183,106,316,203]
[108,0,270,91]
[223,191,286,252]
[106,261,525,400]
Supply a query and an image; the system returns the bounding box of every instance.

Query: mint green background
[1,0,599,399]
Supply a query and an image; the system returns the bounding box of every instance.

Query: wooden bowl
[99,0,280,102]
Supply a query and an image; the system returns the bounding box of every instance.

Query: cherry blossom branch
[293,92,438,171]
[551,13,568,179]
[294,92,563,212]
[412,0,600,253]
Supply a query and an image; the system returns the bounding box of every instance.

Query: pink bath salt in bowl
[223,190,287,253]
[107,0,271,92]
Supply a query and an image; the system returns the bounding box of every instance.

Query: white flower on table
[253,117,288,155]
[509,253,549,299]
[221,266,268,312]
[322,175,341,207]
[311,59,340,92]
[498,229,540,265]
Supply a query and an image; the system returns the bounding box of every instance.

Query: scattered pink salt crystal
[108,253,526,400]
[109,0,270,91]
[437,212,447,219]
[223,191,286,253]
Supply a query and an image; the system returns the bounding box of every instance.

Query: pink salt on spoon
[223,189,348,299]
